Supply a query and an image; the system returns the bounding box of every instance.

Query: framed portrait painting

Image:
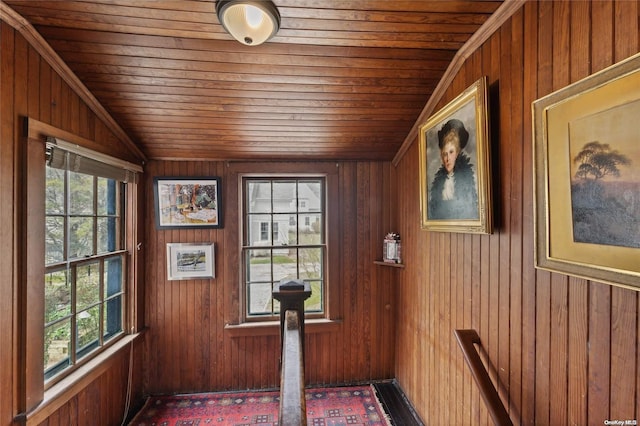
[533,52,640,290]
[419,76,493,234]
[154,177,222,229]
[166,243,215,280]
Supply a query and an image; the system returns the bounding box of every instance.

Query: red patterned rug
[129,384,391,425]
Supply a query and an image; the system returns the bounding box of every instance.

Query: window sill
[225,318,342,337]
[21,331,145,426]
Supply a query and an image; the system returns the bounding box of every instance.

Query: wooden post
[272,280,312,358]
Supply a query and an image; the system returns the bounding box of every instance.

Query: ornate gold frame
[418,77,493,234]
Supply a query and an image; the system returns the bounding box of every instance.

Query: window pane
[247,214,271,245]
[97,177,117,216]
[45,216,65,264]
[299,248,322,280]
[45,269,71,324]
[299,213,323,244]
[45,319,71,373]
[69,217,94,259]
[104,256,123,297]
[247,282,273,315]
[273,214,291,245]
[46,167,65,214]
[304,281,323,312]
[76,306,100,355]
[273,254,297,282]
[76,262,100,311]
[104,295,122,340]
[299,180,322,212]
[287,216,298,245]
[97,217,118,253]
[272,181,296,213]
[247,181,271,213]
[246,249,271,283]
[69,171,94,215]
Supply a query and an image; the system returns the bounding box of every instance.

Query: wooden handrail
[454,329,513,426]
[279,310,307,426]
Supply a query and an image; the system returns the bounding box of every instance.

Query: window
[43,141,132,384]
[243,177,325,320]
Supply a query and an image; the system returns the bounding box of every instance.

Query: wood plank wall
[0,21,144,426]
[143,160,396,394]
[394,1,640,425]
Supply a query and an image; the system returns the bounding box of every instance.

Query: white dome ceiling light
[216,0,281,46]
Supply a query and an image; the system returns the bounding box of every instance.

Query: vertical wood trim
[0,20,16,425]
[23,135,46,412]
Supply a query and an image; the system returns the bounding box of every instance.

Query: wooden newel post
[272,279,312,358]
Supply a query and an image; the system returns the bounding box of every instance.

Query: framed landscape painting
[418,76,493,234]
[154,177,222,229]
[533,52,640,290]
[166,243,215,280]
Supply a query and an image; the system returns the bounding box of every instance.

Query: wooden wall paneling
[27,44,40,117]
[49,70,60,127]
[548,3,571,425]
[394,1,640,425]
[16,25,38,416]
[520,2,538,424]
[533,1,553,425]
[368,163,379,379]
[587,2,614,424]
[507,8,524,424]
[143,160,395,394]
[487,32,502,426]
[610,288,637,419]
[341,161,356,385]
[497,18,513,417]
[355,162,368,382]
[1,21,17,426]
[567,277,588,426]
[38,57,51,124]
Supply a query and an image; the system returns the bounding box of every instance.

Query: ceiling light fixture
[216,0,280,46]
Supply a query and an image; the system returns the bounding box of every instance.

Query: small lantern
[383,233,402,264]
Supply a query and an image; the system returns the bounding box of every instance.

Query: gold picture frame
[419,76,493,234]
[533,52,640,290]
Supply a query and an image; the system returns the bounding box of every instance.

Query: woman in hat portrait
[428,118,479,220]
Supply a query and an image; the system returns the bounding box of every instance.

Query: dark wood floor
[373,380,424,425]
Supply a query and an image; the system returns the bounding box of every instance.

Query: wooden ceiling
[4,0,504,161]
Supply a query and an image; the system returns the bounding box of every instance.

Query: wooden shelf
[374,260,405,269]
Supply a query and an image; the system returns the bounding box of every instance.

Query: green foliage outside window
[44,161,125,381]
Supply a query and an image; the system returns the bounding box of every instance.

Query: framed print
[154,177,222,229]
[533,52,640,290]
[419,76,493,234]
[166,243,215,280]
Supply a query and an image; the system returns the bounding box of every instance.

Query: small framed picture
[154,177,222,229]
[166,243,215,281]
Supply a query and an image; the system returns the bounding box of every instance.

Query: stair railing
[454,329,513,426]
[278,310,306,425]
[273,280,311,426]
